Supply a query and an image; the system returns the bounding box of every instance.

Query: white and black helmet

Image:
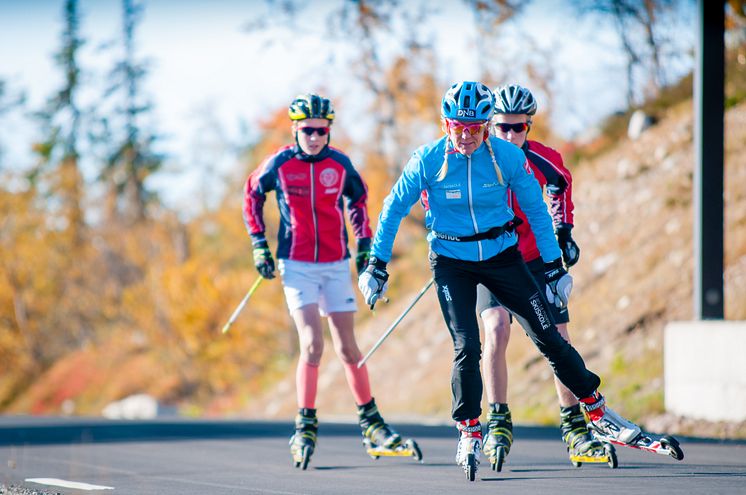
[493,84,537,116]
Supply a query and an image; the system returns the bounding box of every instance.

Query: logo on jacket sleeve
[319,168,339,187]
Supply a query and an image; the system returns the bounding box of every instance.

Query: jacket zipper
[466,155,483,260]
[311,163,319,261]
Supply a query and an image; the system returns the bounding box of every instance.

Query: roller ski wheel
[290,439,314,470]
[363,437,423,462]
[661,435,684,461]
[407,438,424,462]
[490,445,506,472]
[589,425,685,461]
[292,444,312,470]
[606,443,619,468]
[568,443,618,469]
[465,453,477,481]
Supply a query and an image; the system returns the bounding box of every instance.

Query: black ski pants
[429,245,601,422]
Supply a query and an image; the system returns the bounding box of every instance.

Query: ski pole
[221,277,264,334]
[357,278,434,368]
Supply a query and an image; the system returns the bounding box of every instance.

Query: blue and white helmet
[441,81,495,122]
[493,84,537,115]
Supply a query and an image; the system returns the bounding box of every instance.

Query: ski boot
[289,408,318,470]
[560,404,617,469]
[358,399,422,462]
[456,419,482,482]
[482,403,512,472]
[580,392,684,461]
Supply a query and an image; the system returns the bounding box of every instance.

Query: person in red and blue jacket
[477,84,605,469]
[243,93,416,469]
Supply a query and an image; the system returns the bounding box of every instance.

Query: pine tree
[32,0,86,246]
[100,0,163,223]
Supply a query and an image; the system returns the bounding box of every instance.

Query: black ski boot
[482,403,512,472]
[358,398,422,461]
[289,408,318,470]
[561,403,617,469]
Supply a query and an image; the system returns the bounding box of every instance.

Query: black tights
[429,246,600,421]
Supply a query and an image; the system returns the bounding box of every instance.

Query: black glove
[252,239,275,279]
[355,238,371,277]
[544,258,573,308]
[358,257,389,309]
[556,224,580,267]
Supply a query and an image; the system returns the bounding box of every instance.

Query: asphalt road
[1,417,745,494]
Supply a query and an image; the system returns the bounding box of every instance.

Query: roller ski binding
[358,399,423,462]
[581,392,684,461]
[560,404,617,469]
[482,403,512,472]
[456,419,482,482]
[289,408,318,470]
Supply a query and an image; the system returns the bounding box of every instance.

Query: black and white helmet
[493,84,537,116]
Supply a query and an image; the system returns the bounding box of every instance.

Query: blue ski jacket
[371,135,562,263]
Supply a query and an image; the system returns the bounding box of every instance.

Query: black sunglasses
[494,122,529,133]
[299,126,330,136]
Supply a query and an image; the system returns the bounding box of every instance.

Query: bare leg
[327,311,362,364]
[292,304,325,364]
[291,304,324,408]
[328,311,372,406]
[481,306,511,404]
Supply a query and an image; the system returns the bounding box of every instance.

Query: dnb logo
[457,109,476,118]
[319,168,339,187]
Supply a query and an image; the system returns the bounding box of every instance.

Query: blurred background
[1,0,744,438]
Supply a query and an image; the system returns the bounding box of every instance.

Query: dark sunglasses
[299,126,330,136]
[493,122,529,133]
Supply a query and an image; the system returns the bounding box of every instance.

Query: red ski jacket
[510,140,574,262]
[243,144,372,262]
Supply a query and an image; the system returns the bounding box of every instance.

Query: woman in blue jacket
[358,81,642,481]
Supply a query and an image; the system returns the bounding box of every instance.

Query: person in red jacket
[478,84,604,470]
[243,94,420,469]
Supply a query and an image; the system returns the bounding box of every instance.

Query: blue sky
[0,0,695,214]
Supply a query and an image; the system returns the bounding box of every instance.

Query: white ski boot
[455,419,482,482]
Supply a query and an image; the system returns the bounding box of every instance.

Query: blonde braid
[484,138,504,185]
[435,138,450,182]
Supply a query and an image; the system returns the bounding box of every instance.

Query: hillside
[243,100,746,439]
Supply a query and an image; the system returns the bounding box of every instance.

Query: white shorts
[278,259,358,316]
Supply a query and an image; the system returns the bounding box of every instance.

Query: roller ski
[482,404,512,472]
[580,392,684,461]
[560,404,617,469]
[358,399,423,462]
[456,419,482,482]
[289,408,318,470]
